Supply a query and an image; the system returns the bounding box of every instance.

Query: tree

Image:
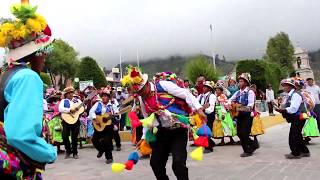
[45,39,79,89]
[266,32,295,74]
[236,59,285,92]
[76,56,108,88]
[40,72,52,86]
[183,55,219,84]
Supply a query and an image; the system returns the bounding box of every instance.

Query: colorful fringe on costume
[111,151,139,173]
[0,123,44,179]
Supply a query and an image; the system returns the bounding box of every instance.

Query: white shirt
[89,101,113,120]
[153,81,202,110]
[228,87,255,108]
[197,92,216,114]
[305,85,320,104]
[43,99,48,111]
[266,89,275,102]
[58,98,82,113]
[285,89,303,114]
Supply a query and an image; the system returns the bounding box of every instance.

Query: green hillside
[116,54,235,79]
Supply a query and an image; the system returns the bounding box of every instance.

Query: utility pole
[210,24,216,69]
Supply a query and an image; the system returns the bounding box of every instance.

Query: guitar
[230,103,252,118]
[93,105,133,131]
[61,91,98,124]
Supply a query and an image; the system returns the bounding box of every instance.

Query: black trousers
[113,129,121,148]
[150,128,188,180]
[62,121,80,155]
[135,126,143,143]
[289,118,309,156]
[236,113,256,153]
[267,102,274,114]
[206,112,216,151]
[92,125,113,159]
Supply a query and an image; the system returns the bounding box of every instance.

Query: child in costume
[122,68,206,180]
[0,2,57,179]
[214,84,236,145]
[197,81,216,153]
[249,84,264,146]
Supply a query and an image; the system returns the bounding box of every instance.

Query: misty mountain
[107,54,236,79]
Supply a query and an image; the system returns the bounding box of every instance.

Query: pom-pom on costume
[0,2,56,179]
[119,66,204,180]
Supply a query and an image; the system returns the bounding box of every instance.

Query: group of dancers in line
[1,2,320,180]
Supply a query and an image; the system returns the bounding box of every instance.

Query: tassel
[128,111,142,128]
[140,113,156,128]
[197,125,212,138]
[111,163,126,173]
[125,160,134,170]
[190,147,204,161]
[194,136,209,148]
[127,151,139,164]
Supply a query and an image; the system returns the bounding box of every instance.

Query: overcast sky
[1,0,320,68]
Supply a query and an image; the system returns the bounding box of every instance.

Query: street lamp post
[210,24,216,69]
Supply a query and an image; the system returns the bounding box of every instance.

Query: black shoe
[285,153,301,159]
[106,159,113,164]
[240,152,253,157]
[73,154,79,159]
[64,153,71,159]
[97,152,104,158]
[204,149,213,154]
[116,147,121,151]
[300,153,310,157]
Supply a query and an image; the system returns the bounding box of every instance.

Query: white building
[293,47,314,80]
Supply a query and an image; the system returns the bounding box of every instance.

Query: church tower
[293,47,314,80]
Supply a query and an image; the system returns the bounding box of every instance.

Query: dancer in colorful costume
[228,73,258,157]
[293,78,320,142]
[0,2,57,179]
[249,84,264,147]
[275,78,310,159]
[121,67,206,180]
[213,84,236,145]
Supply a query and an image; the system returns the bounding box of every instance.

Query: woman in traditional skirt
[213,84,236,145]
[250,84,264,146]
[294,78,320,143]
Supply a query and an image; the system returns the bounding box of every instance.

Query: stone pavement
[43,122,320,180]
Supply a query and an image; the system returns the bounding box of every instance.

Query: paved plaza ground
[43,122,320,180]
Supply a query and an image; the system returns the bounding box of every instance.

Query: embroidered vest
[156,82,192,116]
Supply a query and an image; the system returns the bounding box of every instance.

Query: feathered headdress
[0,3,53,64]
[121,66,148,92]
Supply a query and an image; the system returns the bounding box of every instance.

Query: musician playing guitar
[59,86,82,159]
[89,88,116,164]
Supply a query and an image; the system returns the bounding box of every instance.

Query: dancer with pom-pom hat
[121,67,207,180]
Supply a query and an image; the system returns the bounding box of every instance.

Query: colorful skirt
[212,119,224,138]
[47,117,63,144]
[0,122,44,179]
[303,116,320,137]
[251,115,264,136]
